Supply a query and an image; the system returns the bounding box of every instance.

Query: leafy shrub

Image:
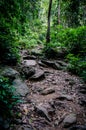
[66,54,80,74]
[0,19,20,64]
[64,26,86,55]
[67,54,86,82]
[52,25,86,55]
[0,76,19,116]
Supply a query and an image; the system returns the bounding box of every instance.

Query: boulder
[63,113,77,127]
[30,70,45,81]
[23,60,37,67]
[31,49,42,56]
[13,78,29,96]
[1,67,20,79]
[22,67,35,78]
[41,60,62,70]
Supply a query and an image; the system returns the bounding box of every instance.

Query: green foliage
[44,25,86,81]
[64,26,86,55]
[51,25,86,55]
[0,21,20,63]
[67,54,86,82]
[0,76,19,116]
[66,54,80,74]
[0,0,21,63]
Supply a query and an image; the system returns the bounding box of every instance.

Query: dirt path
[10,49,86,130]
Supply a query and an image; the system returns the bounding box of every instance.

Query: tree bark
[58,0,61,25]
[46,0,52,43]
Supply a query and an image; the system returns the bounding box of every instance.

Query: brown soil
[10,49,86,130]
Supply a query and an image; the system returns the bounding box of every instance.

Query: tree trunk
[58,0,61,25]
[46,0,52,43]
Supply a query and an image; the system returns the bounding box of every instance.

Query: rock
[54,101,65,109]
[54,120,59,126]
[79,85,86,90]
[23,60,37,67]
[41,88,55,95]
[22,67,35,78]
[56,60,68,67]
[23,55,36,60]
[12,125,33,130]
[1,67,20,79]
[31,49,42,56]
[69,80,75,86]
[41,60,62,70]
[35,104,51,121]
[79,89,86,94]
[56,94,73,101]
[38,61,48,67]
[13,78,29,96]
[69,125,86,130]
[63,113,77,127]
[80,99,86,106]
[30,70,45,81]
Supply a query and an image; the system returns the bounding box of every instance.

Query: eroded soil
[10,49,86,130]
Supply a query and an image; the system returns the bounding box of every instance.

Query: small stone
[56,94,73,101]
[54,120,59,126]
[54,101,65,109]
[35,105,51,121]
[41,88,55,95]
[80,99,86,106]
[63,113,77,127]
[69,80,75,86]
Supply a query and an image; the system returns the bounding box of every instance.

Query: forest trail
[10,47,86,130]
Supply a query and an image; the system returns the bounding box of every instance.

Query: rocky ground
[0,47,86,130]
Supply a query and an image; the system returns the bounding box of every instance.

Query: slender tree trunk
[58,0,61,25]
[46,0,52,43]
